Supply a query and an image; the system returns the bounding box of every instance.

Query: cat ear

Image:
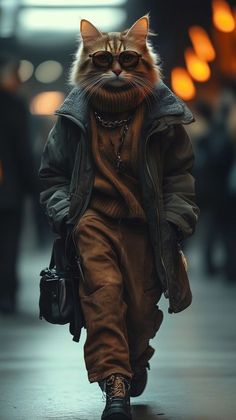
[80,19,102,43]
[125,15,149,42]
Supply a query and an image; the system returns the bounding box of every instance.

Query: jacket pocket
[161,220,192,313]
[168,249,192,313]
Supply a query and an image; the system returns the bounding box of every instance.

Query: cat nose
[113,68,122,76]
[112,62,122,76]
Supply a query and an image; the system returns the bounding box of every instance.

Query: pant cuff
[88,368,133,383]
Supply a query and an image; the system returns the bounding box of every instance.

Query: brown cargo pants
[73,208,163,383]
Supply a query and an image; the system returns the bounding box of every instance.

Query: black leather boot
[130,363,150,397]
[101,374,132,420]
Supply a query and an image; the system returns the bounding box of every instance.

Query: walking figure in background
[0,55,37,314]
[39,16,199,420]
[194,96,235,281]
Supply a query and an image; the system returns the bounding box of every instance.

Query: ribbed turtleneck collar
[90,85,146,115]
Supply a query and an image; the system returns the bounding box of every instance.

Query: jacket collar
[146,80,194,128]
[55,80,194,128]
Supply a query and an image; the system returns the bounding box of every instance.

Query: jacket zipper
[144,128,169,297]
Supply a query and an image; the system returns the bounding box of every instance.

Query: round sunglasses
[89,50,142,70]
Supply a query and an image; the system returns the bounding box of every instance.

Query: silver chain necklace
[94,111,131,128]
[94,111,131,173]
[112,123,129,173]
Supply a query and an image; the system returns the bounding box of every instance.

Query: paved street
[0,233,236,420]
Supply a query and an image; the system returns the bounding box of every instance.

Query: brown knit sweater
[89,105,146,221]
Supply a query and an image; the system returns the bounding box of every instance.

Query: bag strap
[49,244,55,270]
[71,274,83,342]
[49,238,68,271]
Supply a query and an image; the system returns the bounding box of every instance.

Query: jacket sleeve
[38,117,72,235]
[162,124,200,239]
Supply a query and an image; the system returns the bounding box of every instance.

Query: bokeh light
[189,26,216,62]
[18,8,127,32]
[18,59,34,82]
[171,67,196,101]
[21,0,126,4]
[30,91,64,115]
[212,0,235,33]
[185,48,211,82]
[35,61,63,83]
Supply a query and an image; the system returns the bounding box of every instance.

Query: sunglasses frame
[89,50,142,70]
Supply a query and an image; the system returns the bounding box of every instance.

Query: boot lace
[105,374,130,400]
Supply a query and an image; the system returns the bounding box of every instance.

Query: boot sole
[102,415,132,420]
[102,408,132,420]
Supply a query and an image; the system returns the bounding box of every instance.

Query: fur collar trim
[55,80,194,128]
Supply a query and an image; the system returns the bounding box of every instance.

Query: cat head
[70,15,161,110]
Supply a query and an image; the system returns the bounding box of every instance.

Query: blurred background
[0,1,236,419]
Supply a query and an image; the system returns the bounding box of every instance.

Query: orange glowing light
[185,48,211,82]
[189,26,216,62]
[30,91,64,115]
[212,0,235,33]
[171,68,196,101]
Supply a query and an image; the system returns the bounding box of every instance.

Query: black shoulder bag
[39,140,84,342]
[39,237,84,342]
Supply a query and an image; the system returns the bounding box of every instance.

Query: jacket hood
[56,80,194,128]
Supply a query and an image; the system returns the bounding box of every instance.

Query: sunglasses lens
[120,51,139,68]
[92,52,112,68]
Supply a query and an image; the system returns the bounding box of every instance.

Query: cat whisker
[133,74,157,92]
[83,77,108,102]
[124,78,152,112]
[134,79,158,108]
[130,77,154,111]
